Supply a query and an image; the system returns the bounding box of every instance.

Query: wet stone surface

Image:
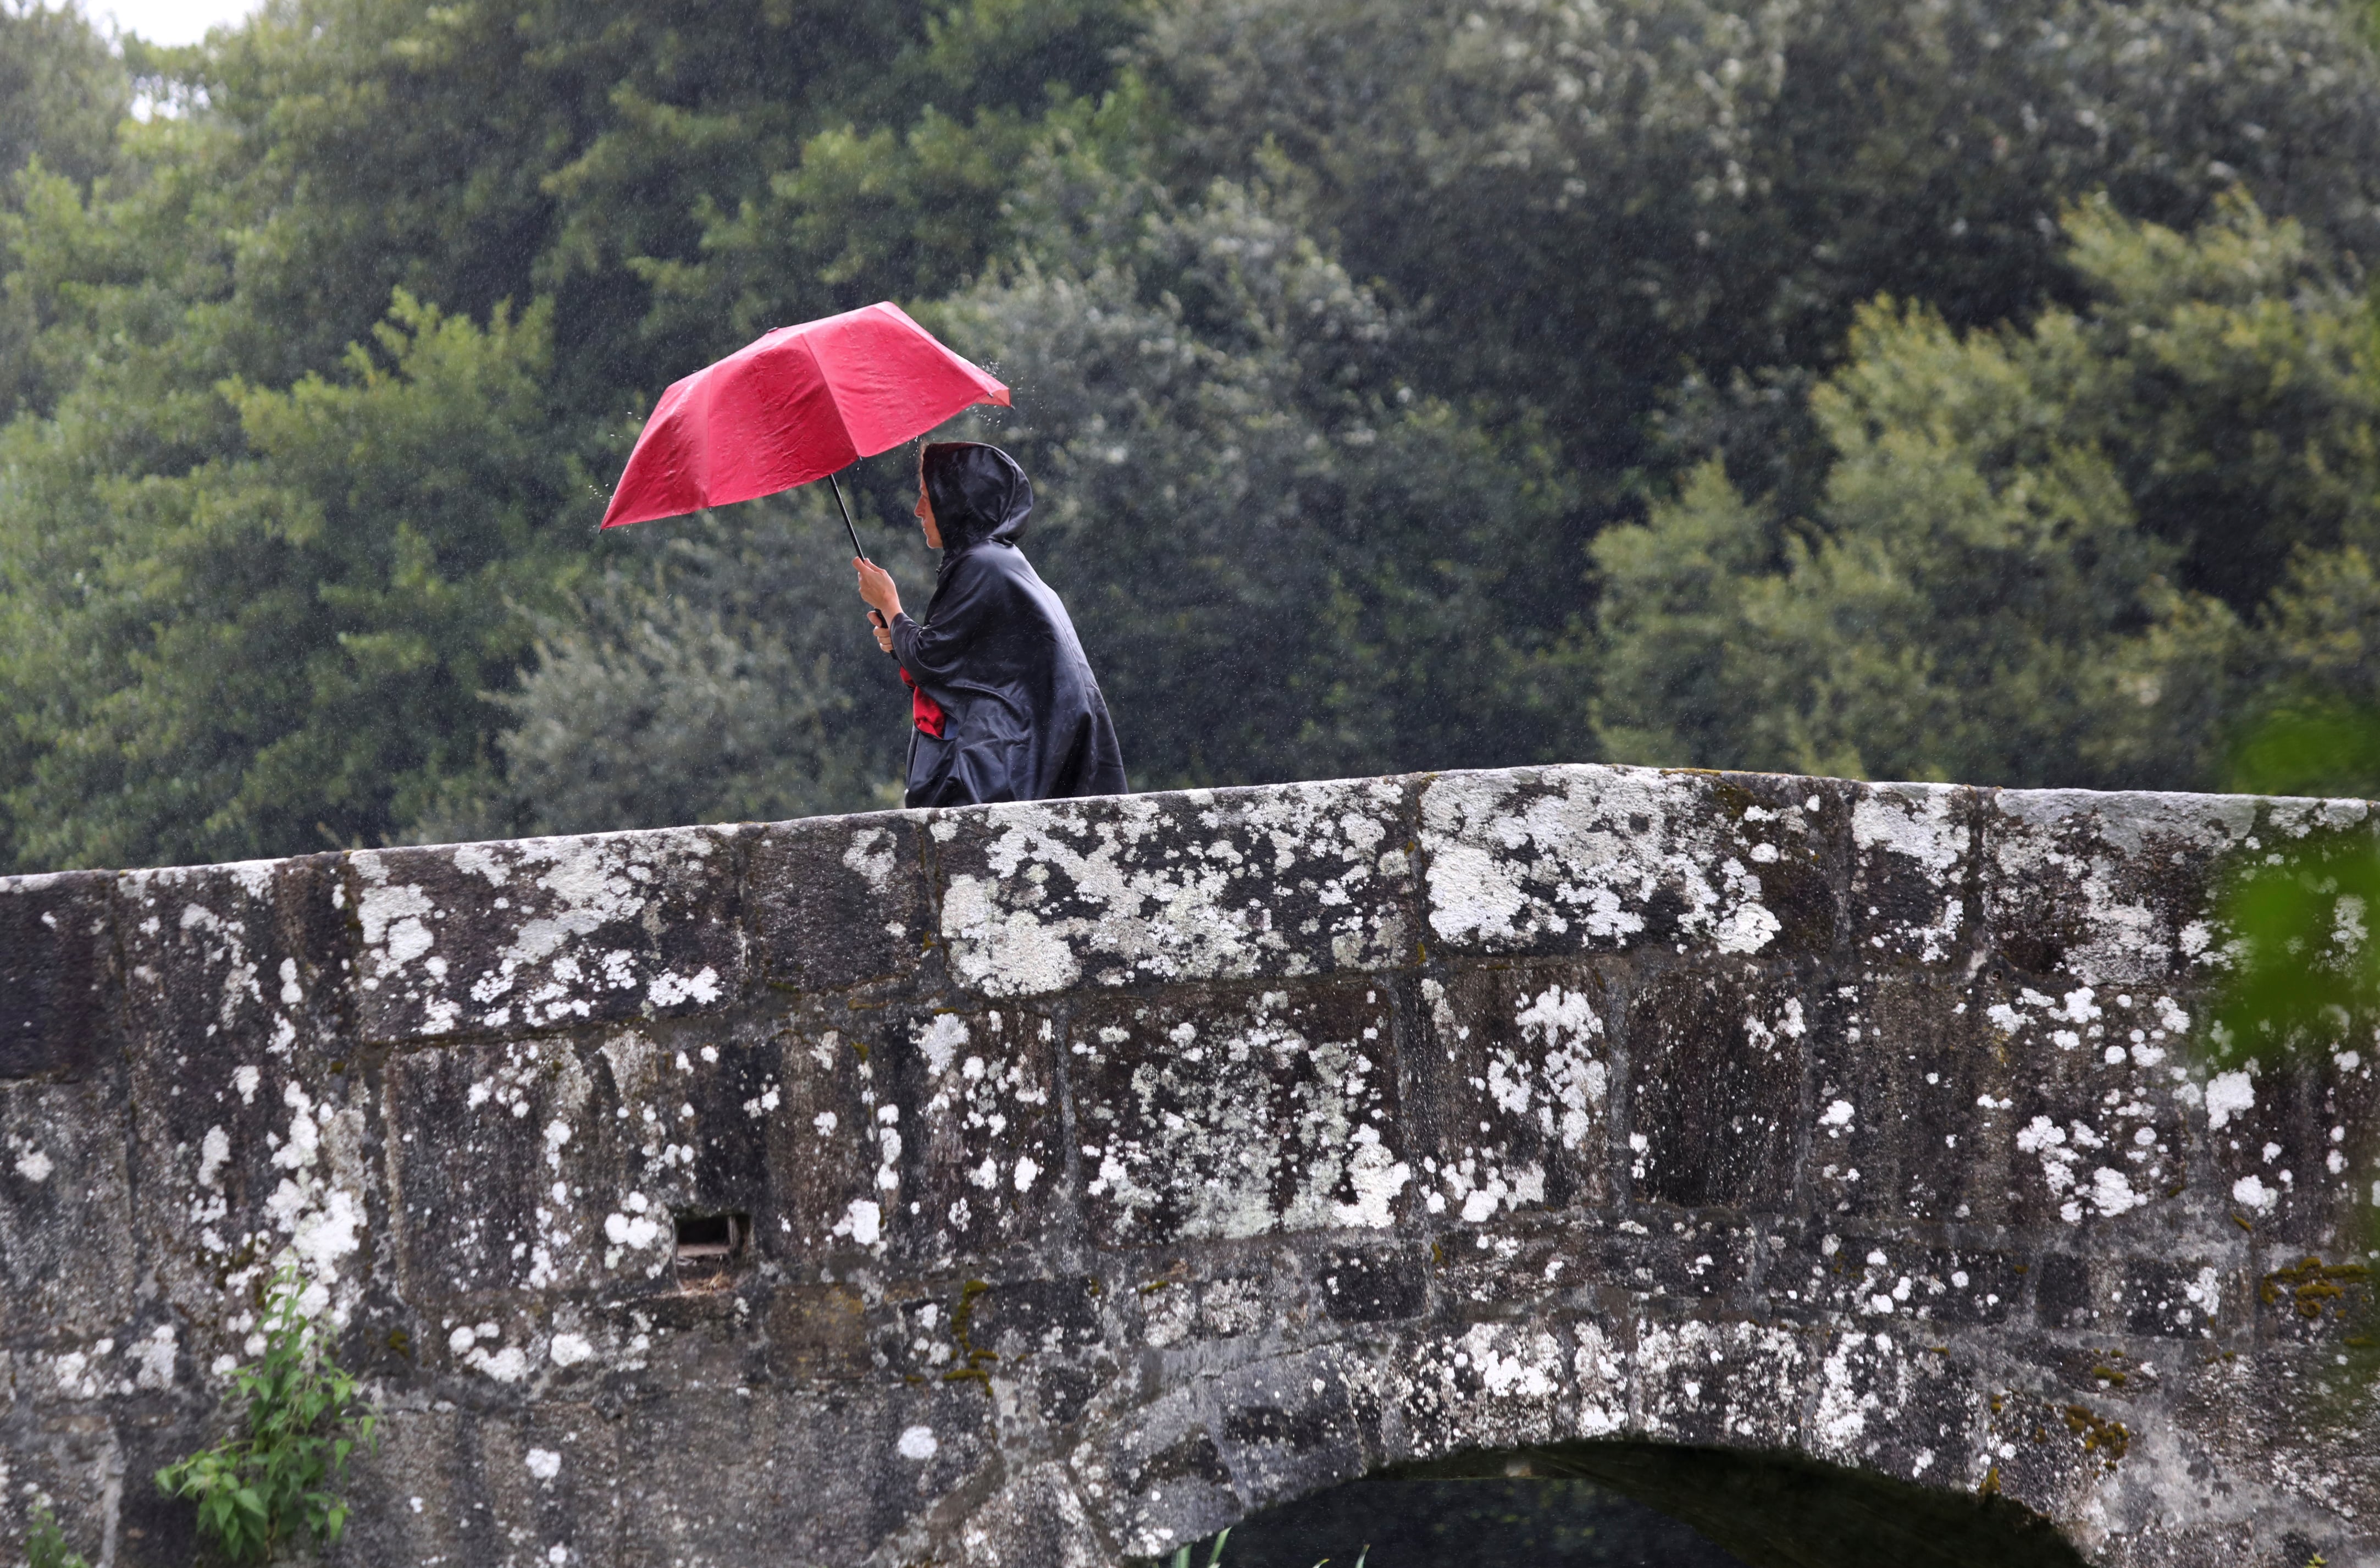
[0,764,2375,1567]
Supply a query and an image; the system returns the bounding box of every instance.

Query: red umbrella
[597,301,1010,553]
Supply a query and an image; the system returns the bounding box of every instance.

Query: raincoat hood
[922,441,1032,553]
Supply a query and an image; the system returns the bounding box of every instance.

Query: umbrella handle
[828,470,866,560]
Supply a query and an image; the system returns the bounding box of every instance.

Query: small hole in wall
[673,1212,748,1288]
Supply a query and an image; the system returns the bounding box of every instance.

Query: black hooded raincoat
[888,443,1127,808]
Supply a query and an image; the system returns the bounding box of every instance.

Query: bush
[154,1267,379,1564]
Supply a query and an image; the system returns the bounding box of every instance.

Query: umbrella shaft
[828,471,865,558]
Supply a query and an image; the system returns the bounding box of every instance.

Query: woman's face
[914,459,943,549]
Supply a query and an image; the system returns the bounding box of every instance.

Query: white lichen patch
[1419,767,1803,956]
[1636,1319,1805,1444]
[350,827,736,1039]
[938,784,1409,998]
[1808,1331,1946,1468]
[1987,792,2268,984]
[171,1061,374,1337]
[1424,978,1612,1222]
[910,1011,1056,1256]
[1401,1323,1575,1454]
[1077,993,1408,1241]
[1852,786,1967,876]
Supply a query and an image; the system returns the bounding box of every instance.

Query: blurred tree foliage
[3,0,2380,868]
[1594,196,2380,786]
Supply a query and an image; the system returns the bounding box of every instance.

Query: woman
[854,441,1127,808]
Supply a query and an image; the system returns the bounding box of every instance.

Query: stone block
[1418,766,1842,962]
[959,1273,1105,1365]
[0,871,115,1081]
[747,812,933,995]
[1586,1216,1760,1307]
[1632,1316,1809,1448]
[1977,789,2355,986]
[1963,978,2204,1237]
[873,1002,1067,1268]
[1846,783,1986,969]
[0,1404,137,1565]
[117,854,348,1065]
[2119,1255,2239,1340]
[2195,1037,2379,1249]
[1388,1317,1580,1456]
[116,856,377,1341]
[1412,1210,1584,1309]
[2032,1251,2105,1331]
[383,1017,801,1312]
[1074,1387,1242,1558]
[334,1404,624,1568]
[762,1283,877,1383]
[950,1274,1114,1427]
[0,1080,133,1344]
[1316,1244,1429,1323]
[108,1409,213,1567]
[1624,965,1808,1212]
[1802,1327,1983,1487]
[1978,1376,2133,1526]
[1133,1258,1302,1350]
[1067,983,1408,1247]
[953,1461,1109,1568]
[613,1385,990,1565]
[1202,1347,1376,1513]
[931,781,1415,1000]
[742,1004,888,1269]
[2249,1246,2374,1346]
[123,1049,374,1346]
[1803,975,2034,1227]
[1779,1232,2024,1328]
[1415,964,1617,1225]
[347,827,749,1045]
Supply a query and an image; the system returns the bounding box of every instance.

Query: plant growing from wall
[2200,699,2380,1387]
[2208,698,2380,1064]
[24,1501,90,1568]
[154,1266,379,1564]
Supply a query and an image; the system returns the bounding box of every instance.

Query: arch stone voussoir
[0,765,2373,1566]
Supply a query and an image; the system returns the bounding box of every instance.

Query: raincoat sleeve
[888,553,1009,687]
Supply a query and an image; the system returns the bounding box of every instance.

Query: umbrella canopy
[598,301,1010,530]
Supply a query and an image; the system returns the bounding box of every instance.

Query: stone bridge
[1,765,2375,1566]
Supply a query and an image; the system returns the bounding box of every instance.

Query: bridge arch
[0,765,2371,1565]
[1169,1439,2089,1567]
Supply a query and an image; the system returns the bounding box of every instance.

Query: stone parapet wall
[0,765,2374,1566]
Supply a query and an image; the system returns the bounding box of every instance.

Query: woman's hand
[854,556,902,621]
[870,614,893,654]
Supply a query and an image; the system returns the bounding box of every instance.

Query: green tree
[1593,196,2380,787]
[0,0,1148,869]
[0,292,575,867]
[0,3,124,195]
[435,490,932,838]
[943,149,1580,786]
[1140,0,2380,488]
[7,0,2380,869]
